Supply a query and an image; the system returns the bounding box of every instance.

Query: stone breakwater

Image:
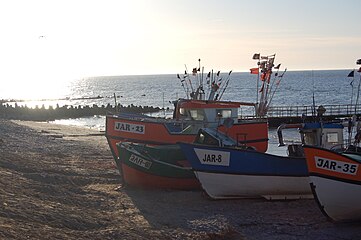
[0,103,164,121]
[1,102,349,127]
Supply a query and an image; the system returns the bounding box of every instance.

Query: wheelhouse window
[177,107,205,121]
[195,132,219,146]
[303,132,317,146]
[326,132,339,143]
[216,109,232,118]
[189,109,205,121]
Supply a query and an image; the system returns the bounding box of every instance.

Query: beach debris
[114,185,124,191]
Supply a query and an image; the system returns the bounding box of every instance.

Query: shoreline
[1,120,361,239]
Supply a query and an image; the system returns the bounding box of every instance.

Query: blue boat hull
[179,142,312,200]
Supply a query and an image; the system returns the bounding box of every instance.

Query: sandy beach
[1,119,361,240]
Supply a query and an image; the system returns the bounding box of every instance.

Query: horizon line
[83,68,355,79]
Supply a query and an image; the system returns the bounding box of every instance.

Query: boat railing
[239,104,361,119]
[266,104,360,118]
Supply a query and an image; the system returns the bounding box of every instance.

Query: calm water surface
[2,69,358,154]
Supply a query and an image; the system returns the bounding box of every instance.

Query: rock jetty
[0,103,163,121]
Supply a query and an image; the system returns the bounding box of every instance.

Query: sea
[1,69,358,155]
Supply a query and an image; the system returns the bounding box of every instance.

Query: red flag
[265,71,272,83]
[250,68,259,74]
[260,71,272,83]
[261,73,266,81]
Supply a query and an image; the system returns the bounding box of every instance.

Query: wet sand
[0,119,360,240]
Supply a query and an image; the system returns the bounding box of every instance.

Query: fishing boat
[178,114,346,200]
[106,58,276,161]
[106,99,268,160]
[301,58,361,222]
[303,146,361,222]
[116,142,200,190]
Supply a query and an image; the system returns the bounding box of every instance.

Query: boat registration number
[314,156,358,175]
[114,122,145,134]
[129,154,152,169]
[194,148,230,166]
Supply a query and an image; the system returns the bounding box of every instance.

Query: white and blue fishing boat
[302,59,361,222]
[179,116,346,200]
[303,145,361,222]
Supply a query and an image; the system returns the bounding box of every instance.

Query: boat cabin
[278,122,345,157]
[173,99,242,127]
[278,122,344,149]
[300,122,344,150]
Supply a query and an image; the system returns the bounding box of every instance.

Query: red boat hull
[121,163,200,190]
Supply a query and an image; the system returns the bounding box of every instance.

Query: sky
[0,0,361,88]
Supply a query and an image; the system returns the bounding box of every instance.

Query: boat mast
[218,70,232,101]
[252,53,283,117]
[184,65,194,98]
[177,73,189,99]
[355,69,361,116]
[252,53,260,108]
[268,68,287,107]
[311,70,316,120]
[348,69,355,106]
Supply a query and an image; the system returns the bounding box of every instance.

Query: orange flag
[250,68,259,74]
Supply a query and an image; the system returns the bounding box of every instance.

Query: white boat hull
[195,171,313,200]
[310,176,361,222]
